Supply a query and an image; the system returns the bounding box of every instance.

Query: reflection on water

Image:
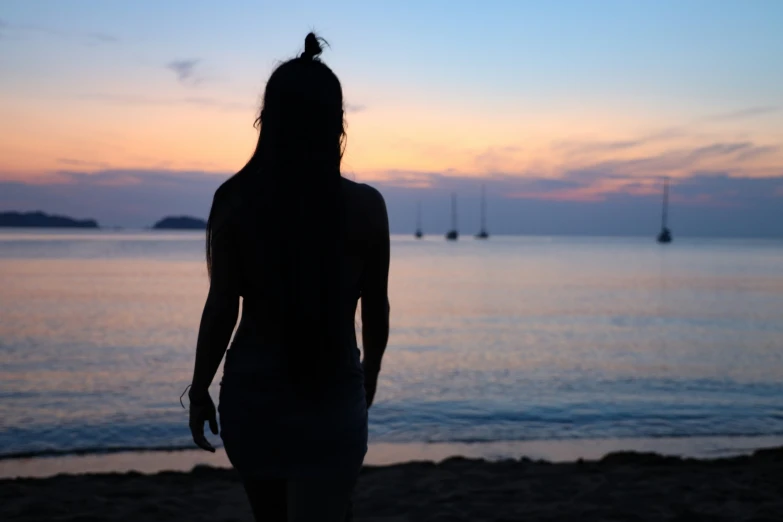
[0,230,782,457]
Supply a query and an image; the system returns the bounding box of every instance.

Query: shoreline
[3,434,783,479]
[3,445,781,521]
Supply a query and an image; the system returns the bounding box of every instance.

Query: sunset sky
[1,0,782,235]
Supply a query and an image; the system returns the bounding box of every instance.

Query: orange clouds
[2,90,782,209]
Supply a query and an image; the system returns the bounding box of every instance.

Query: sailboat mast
[661,177,669,229]
[417,201,422,230]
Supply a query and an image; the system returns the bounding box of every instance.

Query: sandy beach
[2,446,782,522]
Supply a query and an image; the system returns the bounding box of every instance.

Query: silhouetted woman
[186,33,390,522]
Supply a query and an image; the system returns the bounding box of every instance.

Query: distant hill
[152,216,207,230]
[0,211,99,228]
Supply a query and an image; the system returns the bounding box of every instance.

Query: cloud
[549,121,778,171]
[700,106,779,122]
[639,127,690,142]
[73,92,254,112]
[1,168,782,236]
[386,139,781,195]
[473,146,526,172]
[361,137,783,212]
[57,158,111,169]
[553,139,642,155]
[345,103,366,113]
[182,97,256,112]
[735,145,779,162]
[0,20,117,45]
[362,167,783,207]
[553,128,691,159]
[84,32,118,45]
[166,59,204,86]
[579,141,778,179]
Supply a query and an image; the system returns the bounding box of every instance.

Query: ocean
[1,230,782,472]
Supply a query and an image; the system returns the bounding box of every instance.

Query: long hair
[206,33,347,388]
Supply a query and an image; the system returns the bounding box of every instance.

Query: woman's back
[220,176,389,381]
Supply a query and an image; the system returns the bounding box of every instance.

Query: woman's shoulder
[341,178,386,211]
[341,178,388,233]
[214,175,243,207]
[210,175,245,232]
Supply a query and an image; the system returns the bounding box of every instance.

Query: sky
[1,0,782,235]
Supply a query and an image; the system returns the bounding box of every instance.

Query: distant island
[152,216,207,230]
[0,211,99,228]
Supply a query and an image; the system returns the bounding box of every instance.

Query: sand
[2,447,782,522]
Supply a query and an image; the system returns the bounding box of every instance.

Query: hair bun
[301,32,323,60]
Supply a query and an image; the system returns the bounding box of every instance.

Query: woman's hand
[188,390,218,452]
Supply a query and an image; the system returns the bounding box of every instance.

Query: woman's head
[253,33,346,172]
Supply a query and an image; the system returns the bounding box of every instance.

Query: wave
[4,431,783,461]
[0,444,200,461]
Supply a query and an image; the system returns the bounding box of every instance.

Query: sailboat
[475,184,489,239]
[657,176,672,244]
[414,201,423,239]
[445,193,459,241]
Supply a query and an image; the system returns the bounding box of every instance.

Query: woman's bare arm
[187,191,240,452]
[360,186,390,406]
[190,191,240,400]
[190,287,239,398]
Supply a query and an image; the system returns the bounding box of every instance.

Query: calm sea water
[1,230,782,458]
